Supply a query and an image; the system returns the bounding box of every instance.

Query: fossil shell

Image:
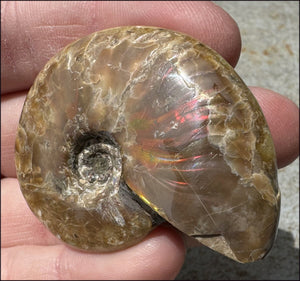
[15,26,280,263]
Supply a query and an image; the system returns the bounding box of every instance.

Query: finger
[1,228,185,280]
[1,1,241,94]
[250,87,299,168]
[1,92,26,177]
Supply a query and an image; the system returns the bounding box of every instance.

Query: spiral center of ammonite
[74,132,122,201]
[78,144,114,184]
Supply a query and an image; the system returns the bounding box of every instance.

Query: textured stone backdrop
[176,1,299,280]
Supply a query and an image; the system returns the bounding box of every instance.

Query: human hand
[1,1,299,279]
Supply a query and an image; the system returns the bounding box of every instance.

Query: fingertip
[199,2,242,67]
[115,225,186,280]
[145,1,242,66]
[142,225,186,279]
[250,87,299,168]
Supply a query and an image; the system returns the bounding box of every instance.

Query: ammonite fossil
[15,26,280,263]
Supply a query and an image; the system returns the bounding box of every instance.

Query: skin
[1,1,299,280]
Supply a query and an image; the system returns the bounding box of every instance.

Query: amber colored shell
[15,26,280,263]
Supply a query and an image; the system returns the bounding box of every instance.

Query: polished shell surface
[15,26,280,263]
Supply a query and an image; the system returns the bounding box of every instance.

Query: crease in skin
[32,24,90,29]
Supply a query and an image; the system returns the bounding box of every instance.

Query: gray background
[176,1,299,280]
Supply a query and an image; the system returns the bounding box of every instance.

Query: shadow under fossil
[176,229,299,280]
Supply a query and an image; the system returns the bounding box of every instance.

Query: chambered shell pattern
[15,26,280,263]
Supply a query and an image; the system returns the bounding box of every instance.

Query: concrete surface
[176,1,299,280]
